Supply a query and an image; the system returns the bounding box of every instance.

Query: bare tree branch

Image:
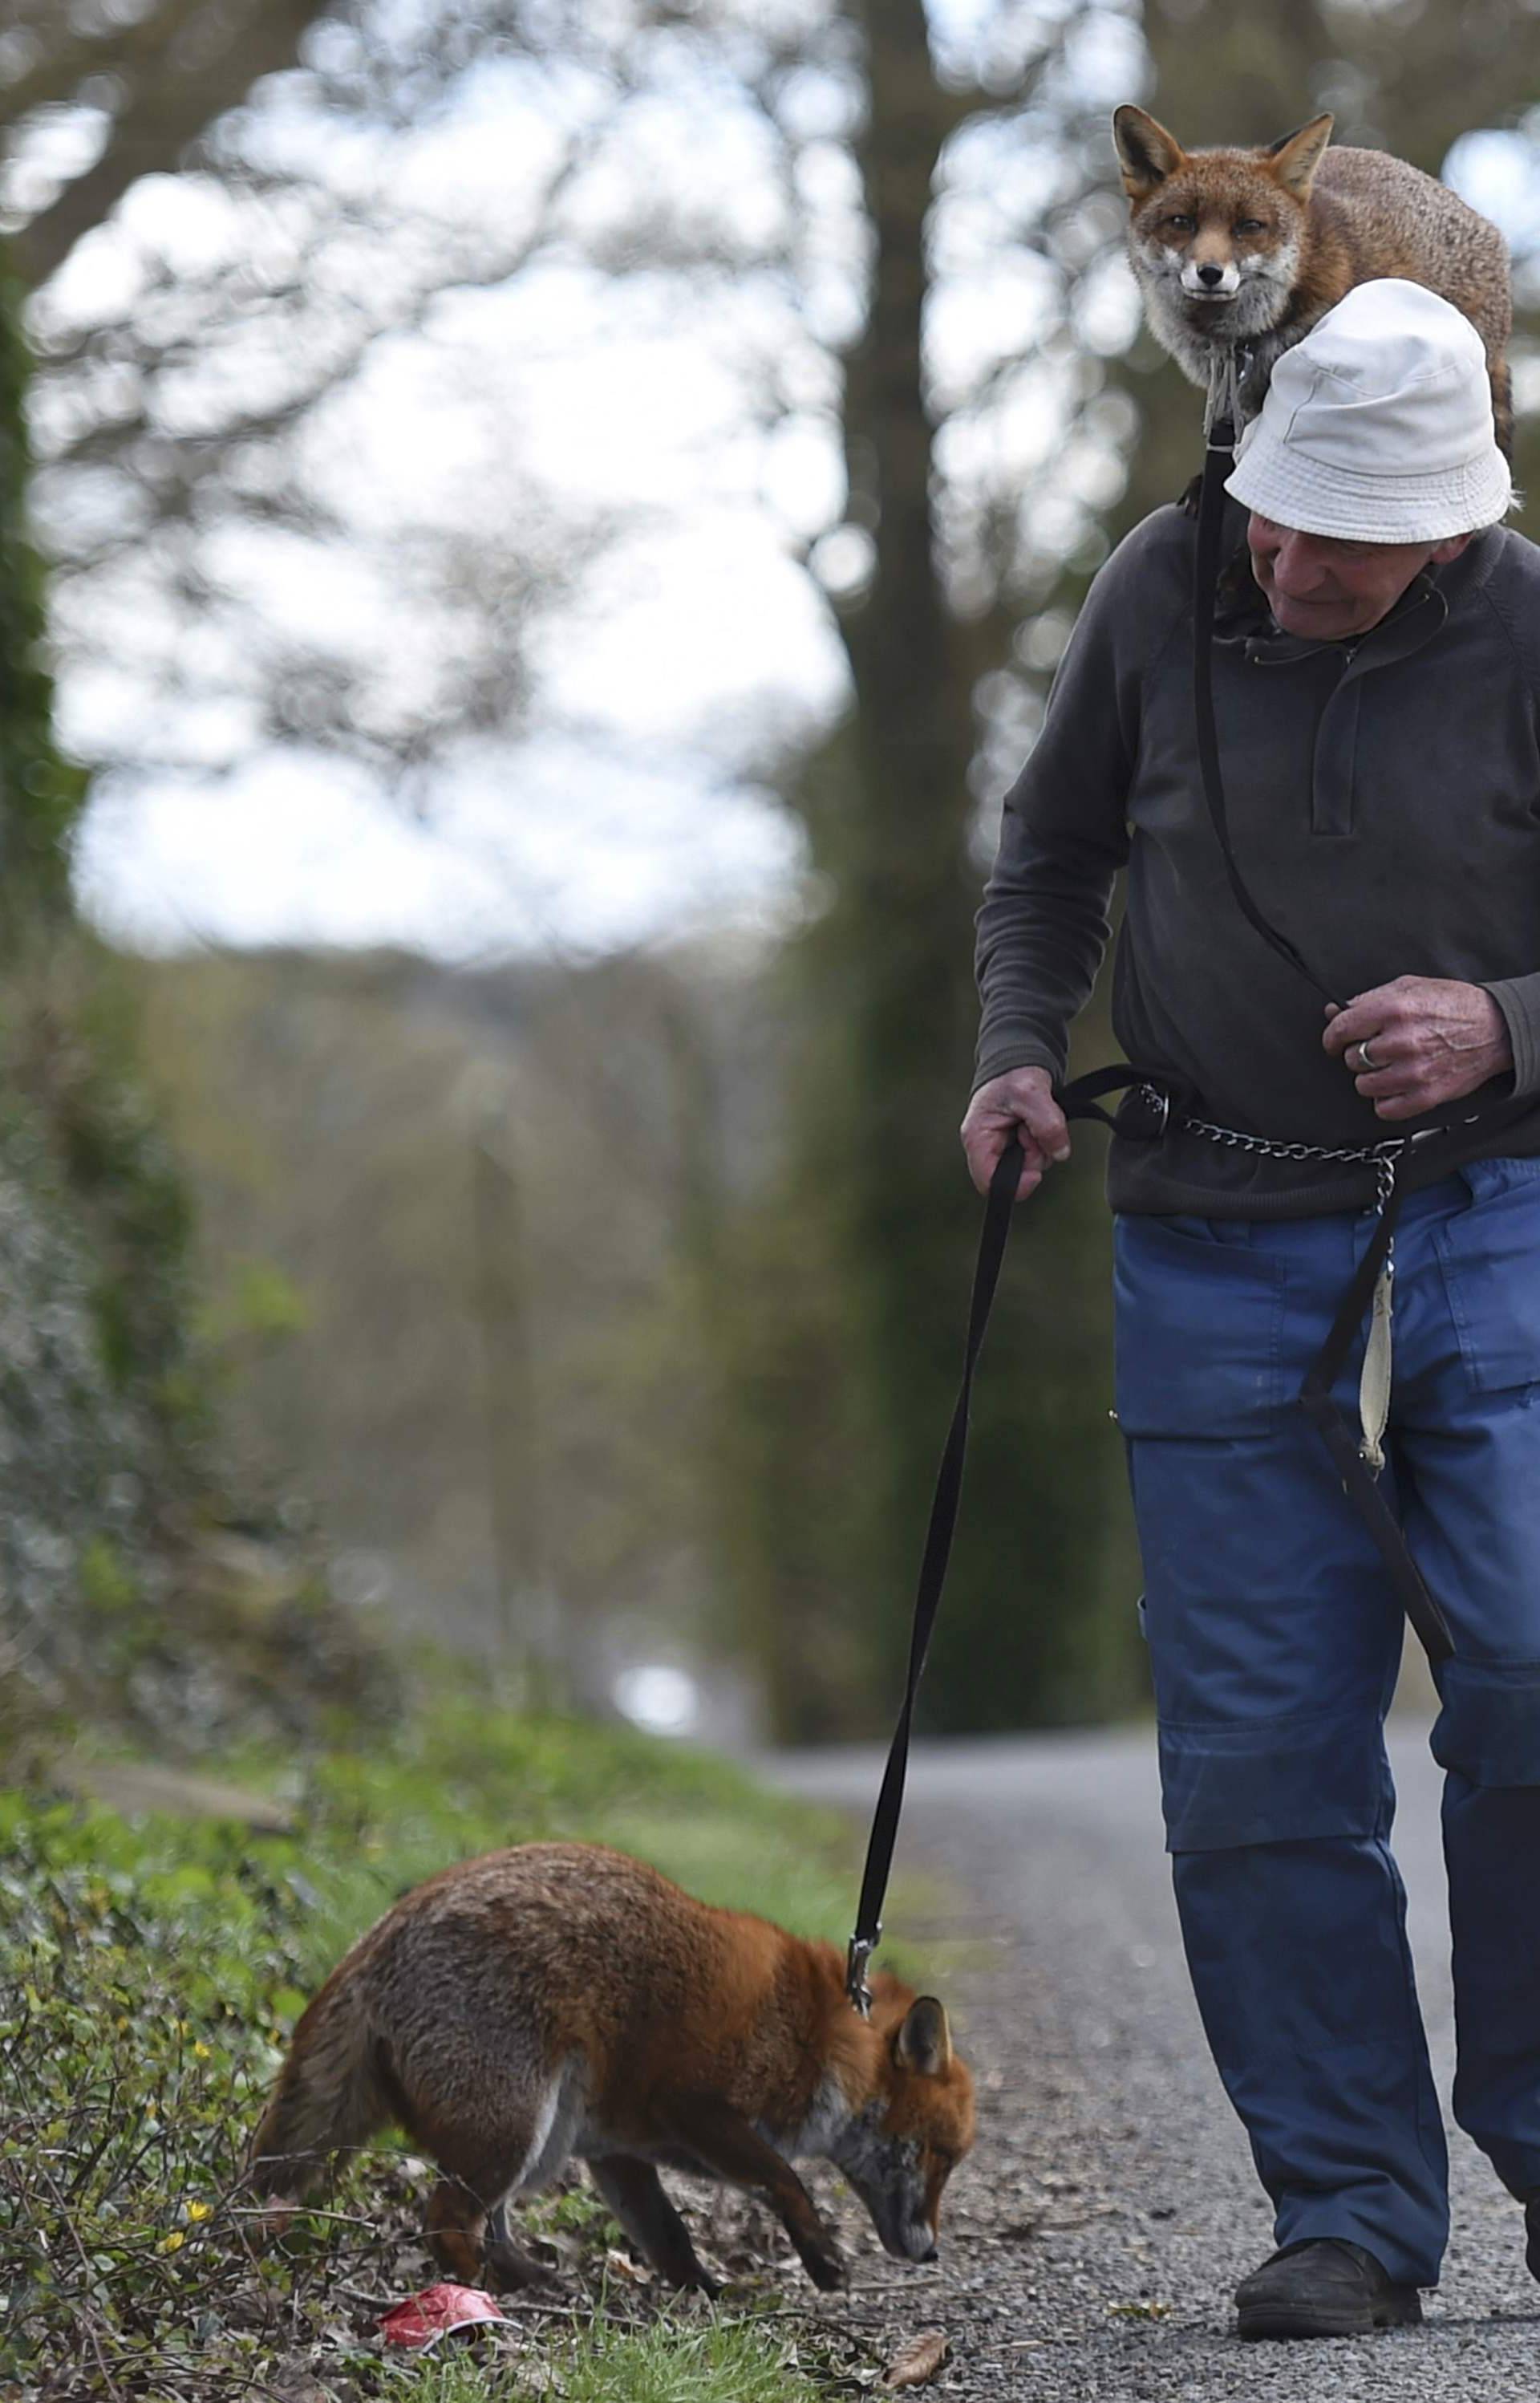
[0,0,210,131]
[10,0,339,287]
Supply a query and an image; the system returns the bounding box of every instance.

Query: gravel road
[765,1720,1540,2399]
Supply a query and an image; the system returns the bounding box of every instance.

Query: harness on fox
[844,363,1527,2018]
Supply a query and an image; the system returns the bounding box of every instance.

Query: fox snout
[860,2183,942,2266]
[1183,258,1240,300]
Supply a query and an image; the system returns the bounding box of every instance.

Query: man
[962,278,1540,2341]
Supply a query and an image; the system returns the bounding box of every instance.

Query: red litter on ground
[379,2283,509,2350]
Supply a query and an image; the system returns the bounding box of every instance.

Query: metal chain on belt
[1139,1085,1408,1183]
[1137,1087,1420,1471]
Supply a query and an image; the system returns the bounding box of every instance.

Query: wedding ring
[1353,1039,1380,1072]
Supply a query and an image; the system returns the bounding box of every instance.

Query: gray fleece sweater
[975,502,1540,1216]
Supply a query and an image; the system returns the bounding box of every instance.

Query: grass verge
[0,1678,899,2401]
[379,2305,832,2402]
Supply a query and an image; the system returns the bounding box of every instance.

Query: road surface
[767,1723,1540,2398]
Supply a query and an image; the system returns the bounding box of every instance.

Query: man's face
[1246,513,1473,641]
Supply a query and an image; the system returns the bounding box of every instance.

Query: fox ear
[1113,105,1186,200]
[1263,113,1334,200]
[894,1996,952,2077]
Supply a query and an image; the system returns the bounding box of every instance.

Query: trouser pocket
[1161,1706,1393,1852]
[1433,1658,1540,1787]
[1436,1157,1540,1394]
[1114,1214,1289,1438]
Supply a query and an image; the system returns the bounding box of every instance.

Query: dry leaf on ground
[602,2247,654,2283]
[884,2327,949,2388]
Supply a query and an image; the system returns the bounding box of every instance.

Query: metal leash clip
[1203,339,1256,444]
[845,1930,879,2019]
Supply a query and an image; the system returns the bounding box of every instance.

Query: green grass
[379,2308,829,2402]
[0,1678,892,2400]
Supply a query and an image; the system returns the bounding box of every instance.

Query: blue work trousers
[1115,1158,1540,2289]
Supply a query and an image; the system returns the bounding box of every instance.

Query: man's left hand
[1323,976,1513,1120]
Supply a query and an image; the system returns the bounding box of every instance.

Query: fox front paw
[484,2235,555,2292]
[799,2240,846,2292]
[239,2189,302,2250]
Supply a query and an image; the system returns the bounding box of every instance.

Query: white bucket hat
[1224,278,1512,542]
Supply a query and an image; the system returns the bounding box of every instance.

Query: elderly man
[962,279,1540,2340]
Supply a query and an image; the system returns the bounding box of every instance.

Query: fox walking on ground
[247,1841,975,2295]
[1112,106,1513,451]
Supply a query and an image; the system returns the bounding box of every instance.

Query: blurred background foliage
[2,0,1538,1750]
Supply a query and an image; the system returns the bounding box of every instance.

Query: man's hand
[961,1066,1070,1198]
[1323,976,1513,1121]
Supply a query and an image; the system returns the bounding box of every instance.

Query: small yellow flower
[191,2042,212,2061]
[160,2231,185,2255]
[184,2200,212,2224]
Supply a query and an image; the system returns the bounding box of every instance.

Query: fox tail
[245,1968,388,2204]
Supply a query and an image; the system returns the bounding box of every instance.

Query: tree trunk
[835,0,983,1658]
[742,1,1140,1737]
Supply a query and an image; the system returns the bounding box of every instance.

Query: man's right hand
[960,1066,1072,1199]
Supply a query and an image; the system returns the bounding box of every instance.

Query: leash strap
[1296,1160,1454,1662]
[1193,415,1336,1004]
[1295,1107,1530,1662]
[845,1067,1143,2015]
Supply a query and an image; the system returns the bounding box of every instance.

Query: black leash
[1192,412,1336,1002]
[845,1067,1143,2015]
[844,402,1527,2015]
[1296,1176,1452,1660]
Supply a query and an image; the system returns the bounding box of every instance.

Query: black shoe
[1525,2194,1540,2280]
[1234,2239,1422,2341]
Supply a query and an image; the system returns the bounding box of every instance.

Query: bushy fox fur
[247,1841,975,2294]
[1112,106,1512,452]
